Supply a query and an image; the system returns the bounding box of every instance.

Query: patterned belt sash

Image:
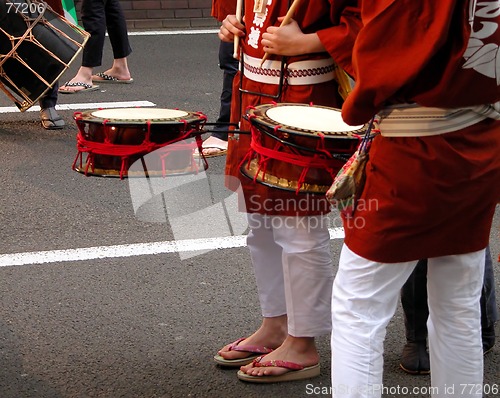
[378,102,500,137]
[242,54,336,86]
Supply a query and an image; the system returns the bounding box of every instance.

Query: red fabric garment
[316,1,361,77]
[336,0,500,125]
[325,0,500,262]
[344,119,500,262]
[211,0,238,22]
[45,0,64,15]
[225,0,359,216]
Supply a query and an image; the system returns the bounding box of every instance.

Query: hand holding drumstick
[233,0,243,59]
[218,15,245,53]
[260,0,301,67]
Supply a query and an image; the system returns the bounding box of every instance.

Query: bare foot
[217,315,287,361]
[239,336,320,377]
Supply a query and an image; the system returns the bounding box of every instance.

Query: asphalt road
[0,31,499,398]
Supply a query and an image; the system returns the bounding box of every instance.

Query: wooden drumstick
[259,0,301,67]
[233,0,243,59]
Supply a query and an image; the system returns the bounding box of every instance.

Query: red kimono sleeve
[316,3,362,78]
[342,0,459,125]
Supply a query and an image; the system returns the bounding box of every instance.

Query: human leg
[481,246,497,354]
[89,0,133,82]
[81,0,106,68]
[215,213,287,365]
[39,83,58,109]
[212,41,238,140]
[427,250,484,397]
[39,83,65,129]
[275,215,333,337]
[59,0,104,92]
[202,41,238,155]
[399,259,430,374]
[331,244,417,398]
[239,215,333,380]
[104,0,132,60]
[400,247,497,374]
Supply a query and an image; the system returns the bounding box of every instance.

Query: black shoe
[40,107,65,130]
[400,341,430,375]
[482,324,495,355]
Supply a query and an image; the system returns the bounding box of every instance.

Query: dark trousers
[81,0,132,68]
[401,246,498,341]
[212,40,238,141]
[39,83,59,109]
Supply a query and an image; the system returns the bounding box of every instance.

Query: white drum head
[265,105,363,133]
[91,108,189,120]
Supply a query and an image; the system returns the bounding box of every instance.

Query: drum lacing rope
[241,115,348,194]
[73,114,206,179]
[157,139,202,178]
[157,120,208,177]
[0,11,50,107]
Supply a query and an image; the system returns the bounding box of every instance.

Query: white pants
[247,213,334,337]
[331,245,485,398]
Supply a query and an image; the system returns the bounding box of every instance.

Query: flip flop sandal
[194,136,228,158]
[92,72,134,84]
[213,337,273,367]
[58,81,99,94]
[237,356,321,383]
[194,146,228,158]
[40,107,65,130]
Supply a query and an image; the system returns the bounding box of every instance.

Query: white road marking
[0,101,156,113]
[128,29,219,36]
[0,228,344,267]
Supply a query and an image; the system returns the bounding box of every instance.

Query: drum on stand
[0,0,89,111]
[240,103,367,194]
[73,107,208,178]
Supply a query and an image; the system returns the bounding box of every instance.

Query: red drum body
[241,103,366,194]
[0,0,89,111]
[73,108,208,178]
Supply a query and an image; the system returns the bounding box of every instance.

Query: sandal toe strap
[252,356,304,370]
[228,338,273,354]
[63,81,92,88]
[96,72,118,81]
